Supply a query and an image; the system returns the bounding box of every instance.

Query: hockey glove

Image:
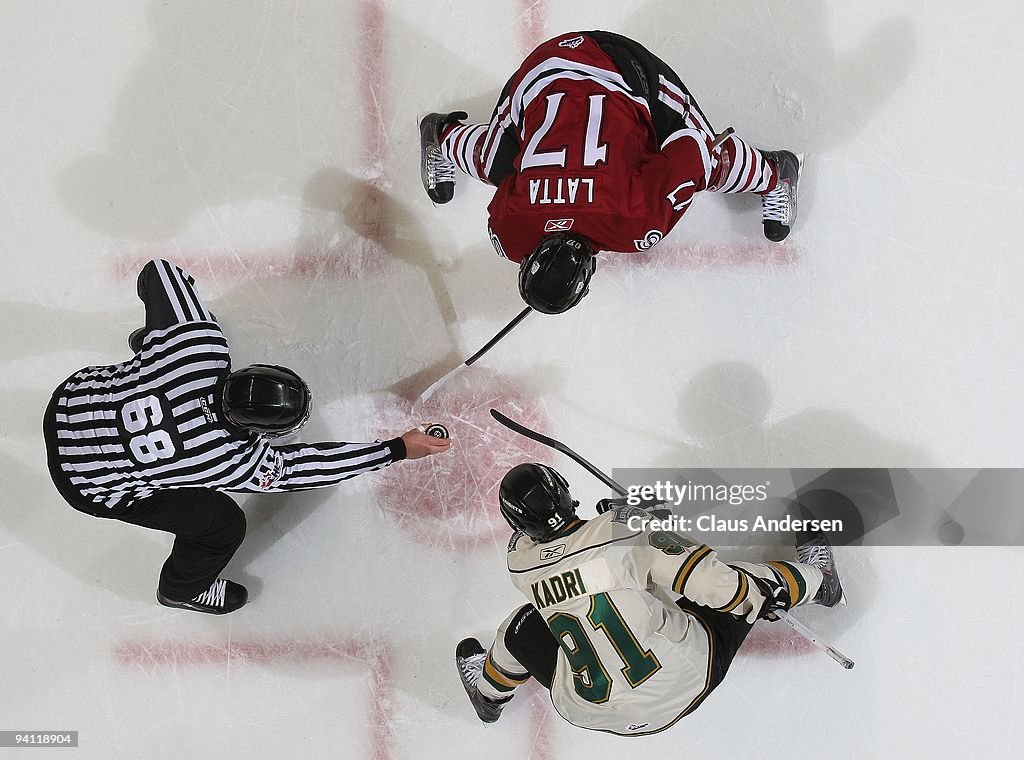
[750,572,791,621]
[595,496,671,519]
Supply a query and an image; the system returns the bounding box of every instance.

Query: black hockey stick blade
[489,409,627,496]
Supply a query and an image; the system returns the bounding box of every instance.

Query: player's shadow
[623,0,916,150]
[653,360,932,469]
[620,1,916,237]
[646,360,945,638]
[54,0,374,240]
[298,168,530,401]
[53,1,512,247]
[0,448,183,604]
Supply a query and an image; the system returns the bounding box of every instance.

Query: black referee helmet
[220,364,311,437]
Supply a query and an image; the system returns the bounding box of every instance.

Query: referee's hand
[401,429,452,459]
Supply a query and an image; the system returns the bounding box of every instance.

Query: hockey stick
[773,608,854,669]
[711,126,735,151]
[414,307,533,409]
[491,408,626,496]
[489,408,856,670]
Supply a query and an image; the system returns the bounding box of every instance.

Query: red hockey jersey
[482,33,715,264]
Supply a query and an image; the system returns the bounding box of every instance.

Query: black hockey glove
[750,573,791,621]
[596,497,627,514]
[595,496,671,519]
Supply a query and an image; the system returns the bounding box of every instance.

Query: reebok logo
[544,218,574,232]
[540,544,566,560]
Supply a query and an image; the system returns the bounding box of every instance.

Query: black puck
[424,423,449,439]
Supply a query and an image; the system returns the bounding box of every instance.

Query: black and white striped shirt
[46,259,404,511]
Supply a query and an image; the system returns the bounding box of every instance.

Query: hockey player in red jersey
[419,30,800,314]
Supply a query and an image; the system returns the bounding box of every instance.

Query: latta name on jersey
[528,177,594,205]
[531,568,588,610]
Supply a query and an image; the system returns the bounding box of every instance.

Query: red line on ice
[528,686,555,760]
[111,0,395,285]
[359,0,387,175]
[115,638,394,759]
[109,240,798,283]
[519,0,547,54]
[602,240,802,271]
[739,626,816,657]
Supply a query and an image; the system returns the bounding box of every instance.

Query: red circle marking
[370,368,552,551]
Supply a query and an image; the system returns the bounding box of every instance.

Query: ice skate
[760,150,802,242]
[795,529,846,607]
[455,638,511,724]
[419,111,466,204]
[157,578,248,615]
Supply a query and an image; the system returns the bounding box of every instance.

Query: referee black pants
[54,484,245,602]
[44,393,246,602]
[118,489,247,601]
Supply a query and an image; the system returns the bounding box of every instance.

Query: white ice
[2,1,1023,758]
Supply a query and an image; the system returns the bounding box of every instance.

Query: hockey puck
[423,423,449,439]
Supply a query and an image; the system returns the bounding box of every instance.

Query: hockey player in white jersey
[43,259,451,615]
[456,463,845,736]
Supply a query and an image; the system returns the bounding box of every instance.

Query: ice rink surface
[2,1,1023,757]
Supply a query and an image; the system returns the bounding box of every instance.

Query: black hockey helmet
[518,233,596,314]
[499,463,579,542]
[220,364,311,437]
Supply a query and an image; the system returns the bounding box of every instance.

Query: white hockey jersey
[505,505,767,736]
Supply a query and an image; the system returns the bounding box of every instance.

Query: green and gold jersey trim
[482,653,531,693]
[716,569,749,614]
[671,545,712,595]
[767,561,807,606]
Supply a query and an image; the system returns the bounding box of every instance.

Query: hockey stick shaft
[711,127,735,151]
[489,408,856,670]
[415,308,532,407]
[490,409,626,496]
[465,306,532,366]
[773,609,855,669]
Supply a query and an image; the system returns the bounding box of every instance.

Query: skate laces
[798,543,832,570]
[425,146,455,189]
[459,652,486,685]
[193,578,227,607]
[761,180,792,223]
